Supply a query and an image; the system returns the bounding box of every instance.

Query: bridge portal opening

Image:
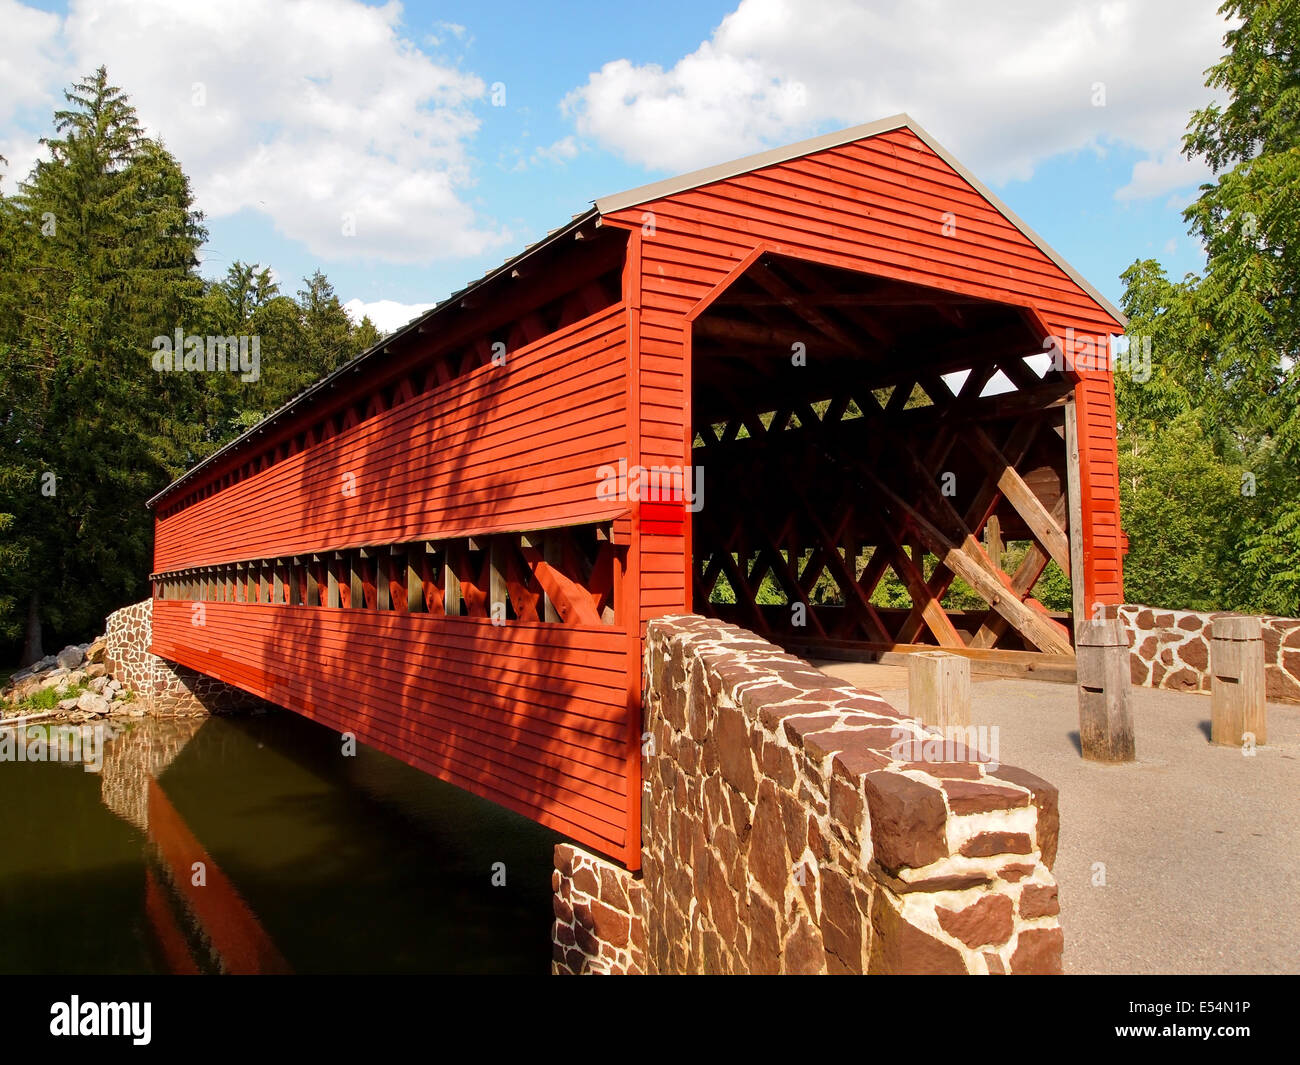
[690,252,1080,672]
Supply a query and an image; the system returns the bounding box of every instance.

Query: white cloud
[0,0,63,124]
[563,0,1231,190]
[3,0,508,264]
[0,133,45,194]
[1116,145,1211,201]
[343,297,435,335]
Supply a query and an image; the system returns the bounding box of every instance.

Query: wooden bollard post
[1076,619,1135,762]
[908,651,970,730]
[1211,616,1267,748]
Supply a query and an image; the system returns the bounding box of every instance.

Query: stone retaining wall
[552,615,1063,975]
[1117,604,1300,704]
[105,599,259,715]
[552,844,646,975]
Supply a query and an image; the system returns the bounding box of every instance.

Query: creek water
[0,710,561,974]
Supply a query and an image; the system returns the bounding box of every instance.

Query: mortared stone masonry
[1118,604,1300,704]
[552,615,1063,975]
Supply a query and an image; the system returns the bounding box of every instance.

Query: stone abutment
[553,615,1062,975]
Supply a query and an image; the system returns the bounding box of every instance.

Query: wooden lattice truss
[691,254,1081,659]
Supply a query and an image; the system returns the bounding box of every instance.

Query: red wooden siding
[154,305,628,571]
[152,600,633,858]
[603,126,1125,620]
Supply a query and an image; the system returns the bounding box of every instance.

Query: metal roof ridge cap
[593,114,913,215]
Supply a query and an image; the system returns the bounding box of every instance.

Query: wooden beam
[968,424,1071,575]
[887,540,965,648]
[489,537,509,621]
[861,465,1073,655]
[970,495,1068,649]
[894,418,1040,644]
[694,315,858,356]
[1064,394,1087,631]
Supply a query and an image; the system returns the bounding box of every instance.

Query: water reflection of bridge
[99,718,291,974]
[92,713,558,974]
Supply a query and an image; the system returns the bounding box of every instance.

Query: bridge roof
[148,114,1122,508]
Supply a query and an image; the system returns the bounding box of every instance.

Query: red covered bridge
[146,116,1126,869]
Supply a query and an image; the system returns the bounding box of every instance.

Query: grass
[4,679,90,717]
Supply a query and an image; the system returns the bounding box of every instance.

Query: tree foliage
[1118,0,1300,616]
[0,69,385,661]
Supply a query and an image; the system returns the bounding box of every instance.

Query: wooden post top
[1211,615,1263,641]
[1076,618,1126,647]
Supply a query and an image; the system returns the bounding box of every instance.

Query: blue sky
[1,0,1230,330]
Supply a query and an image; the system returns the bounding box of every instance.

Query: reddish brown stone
[660,645,687,729]
[1138,634,1158,660]
[1164,666,1200,692]
[778,789,808,858]
[782,914,827,974]
[747,892,781,974]
[868,892,967,975]
[556,922,576,946]
[830,774,863,830]
[931,762,987,779]
[1129,655,1148,685]
[960,831,1033,858]
[727,788,751,836]
[552,895,574,923]
[714,702,756,800]
[1019,883,1060,919]
[705,860,738,943]
[807,813,828,861]
[571,864,599,897]
[1009,927,1064,974]
[701,928,727,974]
[703,773,726,828]
[574,922,601,957]
[739,681,801,718]
[760,738,797,788]
[1269,661,1300,703]
[821,866,862,941]
[1178,614,1204,632]
[862,771,949,871]
[565,947,587,972]
[781,714,843,747]
[1181,636,1208,671]
[748,779,790,899]
[550,870,560,892]
[713,819,740,871]
[983,951,1006,974]
[997,863,1036,882]
[758,698,822,732]
[554,843,576,877]
[599,866,630,910]
[687,662,712,740]
[942,779,1029,814]
[936,893,1014,948]
[589,899,631,947]
[988,765,1059,870]
[831,745,891,778]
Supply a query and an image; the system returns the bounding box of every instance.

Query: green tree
[0,68,206,661]
[1116,1,1300,615]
